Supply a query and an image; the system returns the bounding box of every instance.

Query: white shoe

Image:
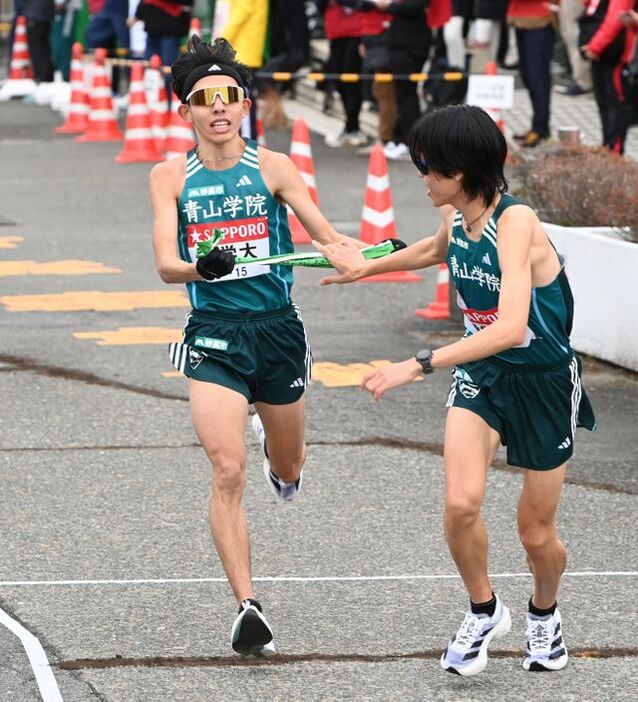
[251,414,302,502]
[325,130,368,148]
[385,142,410,161]
[440,595,511,676]
[523,608,568,671]
[231,599,276,658]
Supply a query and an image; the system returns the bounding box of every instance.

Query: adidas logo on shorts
[236,175,253,187]
[289,377,304,388]
[558,436,572,450]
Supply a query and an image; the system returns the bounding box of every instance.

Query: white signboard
[467,75,515,110]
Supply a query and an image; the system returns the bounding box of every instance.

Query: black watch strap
[415,349,434,375]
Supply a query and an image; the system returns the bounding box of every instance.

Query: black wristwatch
[415,349,435,375]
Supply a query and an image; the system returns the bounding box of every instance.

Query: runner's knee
[518,522,557,555]
[444,494,482,530]
[211,456,246,494]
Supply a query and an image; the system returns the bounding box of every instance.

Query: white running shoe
[251,414,302,502]
[325,130,368,148]
[385,142,411,161]
[231,598,276,658]
[440,595,512,676]
[523,608,568,671]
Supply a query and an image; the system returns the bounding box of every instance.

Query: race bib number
[186,216,270,282]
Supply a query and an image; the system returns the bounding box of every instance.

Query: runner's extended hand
[196,248,236,280]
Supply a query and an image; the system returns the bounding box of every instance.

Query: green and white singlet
[177,140,294,313]
[446,193,574,365]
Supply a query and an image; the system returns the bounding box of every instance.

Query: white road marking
[0,571,635,587]
[0,607,63,701]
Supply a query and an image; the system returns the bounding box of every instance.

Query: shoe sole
[231,607,274,657]
[441,606,512,677]
[523,650,569,671]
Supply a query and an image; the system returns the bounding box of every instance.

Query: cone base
[55,122,87,134]
[360,271,421,283]
[115,150,164,163]
[415,303,450,319]
[76,130,123,142]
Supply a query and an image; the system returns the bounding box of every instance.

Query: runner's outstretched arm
[314,205,454,284]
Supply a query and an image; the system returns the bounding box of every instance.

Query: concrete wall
[544,223,638,371]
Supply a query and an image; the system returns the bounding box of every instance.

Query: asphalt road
[0,100,636,702]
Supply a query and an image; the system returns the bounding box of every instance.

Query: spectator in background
[371,0,431,161]
[86,0,130,53]
[131,0,192,68]
[51,0,81,81]
[559,0,593,95]
[219,0,269,141]
[22,0,54,82]
[322,1,386,148]
[257,0,310,129]
[581,0,637,154]
[508,0,558,147]
[85,0,130,94]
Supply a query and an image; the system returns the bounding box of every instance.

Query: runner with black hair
[150,35,368,658]
[314,104,596,675]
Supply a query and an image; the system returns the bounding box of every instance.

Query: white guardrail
[543,223,638,372]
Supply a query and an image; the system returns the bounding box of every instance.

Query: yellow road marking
[74,327,181,345]
[0,236,24,249]
[0,290,189,312]
[0,260,120,276]
[313,360,395,387]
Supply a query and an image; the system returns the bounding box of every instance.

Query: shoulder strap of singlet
[491,192,520,222]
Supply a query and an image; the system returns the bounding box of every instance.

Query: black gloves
[196,247,236,281]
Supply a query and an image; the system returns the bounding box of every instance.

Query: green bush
[512,145,638,243]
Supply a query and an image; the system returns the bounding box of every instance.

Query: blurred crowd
[4,0,638,155]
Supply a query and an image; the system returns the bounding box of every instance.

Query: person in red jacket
[581,0,637,154]
[323,0,389,147]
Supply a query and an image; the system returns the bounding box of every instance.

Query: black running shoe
[230,599,276,658]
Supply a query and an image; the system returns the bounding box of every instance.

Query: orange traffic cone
[165,88,196,159]
[415,263,450,319]
[76,48,123,142]
[116,62,164,163]
[288,118,317,245]
[358,144,421,283]
[189,17,202,38]
[148,54,168,154]
[55,43,89,134]
[0,16,35,100]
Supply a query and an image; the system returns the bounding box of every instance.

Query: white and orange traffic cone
[165,88,196,159]
[148,54,168,154]
[358,144,420,283]
[76,48,123,142]
[0,16,36,100]
[415,263,450,319]
[55,43,89,134]
[189,17,202,38]
[115,62,164,163]
[288,117,317,245]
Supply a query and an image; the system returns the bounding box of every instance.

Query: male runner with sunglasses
[150,35,366,658]
[314,105,596,675]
